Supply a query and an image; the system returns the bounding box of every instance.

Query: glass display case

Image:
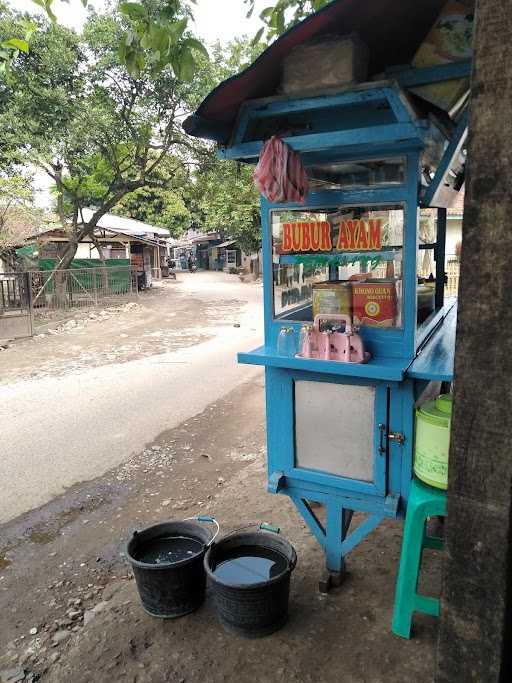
[272,205,405,330]
[307,157,406,190]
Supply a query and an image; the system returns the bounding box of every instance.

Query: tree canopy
[0,1,209,267]
[0,0,325,265]
[1,1,208,81]
[113,37,263,251]
[0,175,49,258]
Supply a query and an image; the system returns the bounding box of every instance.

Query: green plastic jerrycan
[414,394,452,490]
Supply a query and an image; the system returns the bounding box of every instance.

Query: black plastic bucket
[204,528,297,638]
[127,519,215,618]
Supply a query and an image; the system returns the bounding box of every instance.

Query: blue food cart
[185,0,471,589]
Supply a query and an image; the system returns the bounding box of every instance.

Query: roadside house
[22,210,171,287]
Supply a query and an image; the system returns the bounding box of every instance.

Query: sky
[9,0,268,46]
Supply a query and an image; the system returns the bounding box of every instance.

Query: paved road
[0,273,263,523]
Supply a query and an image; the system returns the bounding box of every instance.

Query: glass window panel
[272,205,404,329]
[307,157,406,191]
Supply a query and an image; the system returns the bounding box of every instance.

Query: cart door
[293,379,388,497]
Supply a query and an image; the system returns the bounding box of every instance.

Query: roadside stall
[216,239,241,273]
[185,0,472,591]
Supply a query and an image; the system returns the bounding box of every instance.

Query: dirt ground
[0,275,254,384]
[0,372,442,683]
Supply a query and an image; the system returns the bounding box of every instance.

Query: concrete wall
[75,243,128,259]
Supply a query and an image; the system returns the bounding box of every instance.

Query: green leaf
[136,51,145,73]
[2,39,30,54]
[140,31,152,49]
[182,37,208,59]
[119,2,148,21]
[271,9,285,33]
[251,27,264,46]
[118,35,127,63]
[21,20,38,42]
[31,0,57,23]
[125,50,141,77]
[174,47,196,82]
[168,17,188,44]
[259,7,275,19]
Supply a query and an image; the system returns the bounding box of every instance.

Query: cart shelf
[407,305,457,383]
[238,346,408,381]
[278,250,402,266]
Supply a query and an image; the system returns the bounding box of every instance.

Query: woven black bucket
[127,517,217,618]
[205,526,297,638]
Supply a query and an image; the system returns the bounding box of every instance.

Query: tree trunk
[54,239,78,307]
[91,236,109,296]
[436,0,512,681]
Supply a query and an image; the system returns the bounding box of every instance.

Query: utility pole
[436,0,512,680]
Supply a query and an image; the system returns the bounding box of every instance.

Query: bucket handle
[221,521,281,540]
[219,522,296,571]
[184,514,220,546]
[260,523,297,570]
[260,524,298,571]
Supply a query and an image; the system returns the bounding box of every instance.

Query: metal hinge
[388,431,405,446]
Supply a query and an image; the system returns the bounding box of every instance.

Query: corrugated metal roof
[216,239,237,249]
[25,226,166,248]
[102,227,164,248]
[192,232,221,243]
[79,208,170,237]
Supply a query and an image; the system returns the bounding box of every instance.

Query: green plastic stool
[392,477,447,639]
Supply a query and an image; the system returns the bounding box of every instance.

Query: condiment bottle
[322,330,331,360]
[277,326,288,356]
[299,324,312,358]
[277,326,296,356]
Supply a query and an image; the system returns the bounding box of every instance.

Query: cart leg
[319,504,351,593]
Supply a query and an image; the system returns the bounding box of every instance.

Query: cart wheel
[319,568,347,594]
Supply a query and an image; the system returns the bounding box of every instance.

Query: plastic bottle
[277,326,296,356]
[299,324,312,358]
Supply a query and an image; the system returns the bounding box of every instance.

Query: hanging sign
[282,222,332,253]
[280,219,382,254]
[335,219,382,251]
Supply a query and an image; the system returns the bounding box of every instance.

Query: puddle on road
[0,550,12,570]
[29,529,58,545]
[26,498,104,548]
[1,492,112,573]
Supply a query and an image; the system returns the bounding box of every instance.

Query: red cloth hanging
[253,135,309,204]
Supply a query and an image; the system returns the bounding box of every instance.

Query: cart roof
[184,0,456,144]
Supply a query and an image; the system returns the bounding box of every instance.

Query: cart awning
[184,0,452,145]
[216,240,237,249]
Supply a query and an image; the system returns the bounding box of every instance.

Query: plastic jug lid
[435,394,453,415]
[417,394,452,426]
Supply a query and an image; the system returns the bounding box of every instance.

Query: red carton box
[351,281,397,328]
